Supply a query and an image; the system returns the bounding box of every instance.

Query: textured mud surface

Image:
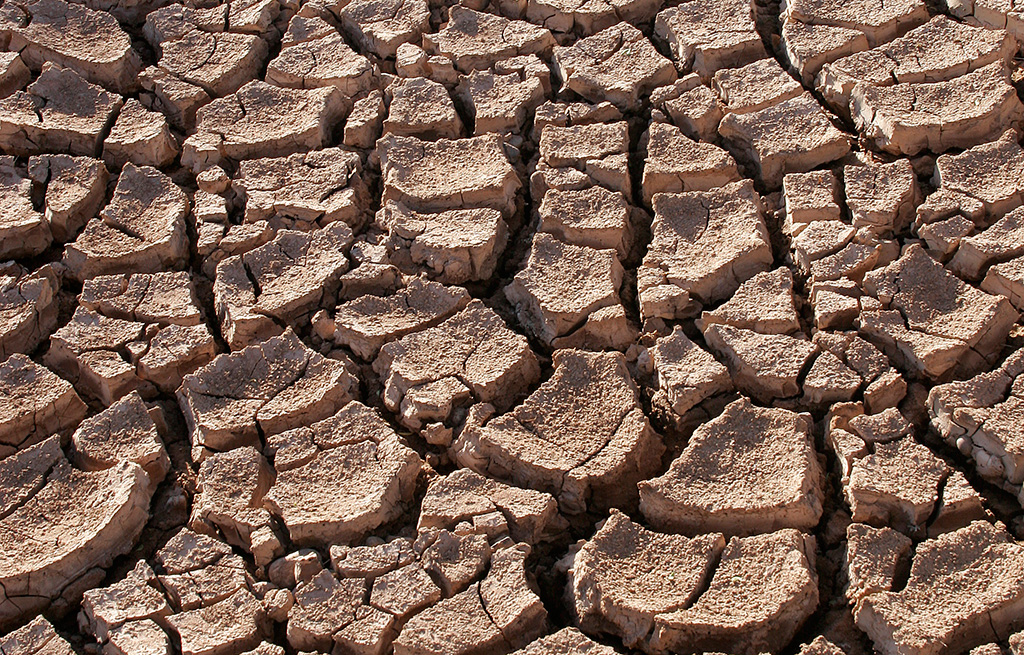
[4,0,1024,653]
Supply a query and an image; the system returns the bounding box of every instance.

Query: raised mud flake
[330,278,470,360]
[850,62,1024,157]
[80,559,170,643]
[0,265,58,359]
[167,587,268,655]
[0,63,122,157]
[861,243,1019,380]
[233,147,370,231]
[928,130,1024,227]
[504,233,626,346]
[648,325,732,418]
[71,391,169,494]
[177,329,358,455]
[189,446,280,565]
[927,350,1024,498]
[552,23,676,112]
[418,468,563,545]
[512,628,619,655]
[143,4,269,99]
[0,354,86,459]
[215,223,353,350]
[80,271,203,327]
[183,81,348,173]
[782,23,869,95]
[844,523,912,606]
[63,164,189,282]
[719,92,852,189]
[712,58,804,115]
[338,0,430,59]
[653,80,725,143]
[856,521,1024,655]
[844,158,919,235]
[455,69,545,137]
[0,50,30,97]
[0,437,152,631]
[570,511,726,649]
[653,0,766,79]
[649,529,819,655]
[393,544,548,655]
[533,121,631,198]
[698,267,802,335]
[374,300,540,431]
[383,76,464,140]
[816,16,1014,114]
[265,30,375,96]
[454,349,664,514]
[641,121,740,206]
[783,0,928,48]
[525,0,659,36]
[27,153,108,243]
[103,99,180,169]
[1,616,76,655]
[0,0,141,93]
[639,179,773,320]
[537,185,633,259]
[784,170,842,226]
[640,397,824,535]
[378,132,521,216]
[286,569,363,651]
[378,201,508,284]
[264,402,422,547]
[951,206,1024,283]
[0,156,50,260]
[422,6,555,72]
[810,331,906,412]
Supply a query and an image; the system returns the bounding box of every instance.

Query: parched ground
[6,0,1024,654]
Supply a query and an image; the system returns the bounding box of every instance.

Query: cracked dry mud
[7,1,1024,655]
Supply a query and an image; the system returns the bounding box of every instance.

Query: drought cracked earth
[7,0,1024,655]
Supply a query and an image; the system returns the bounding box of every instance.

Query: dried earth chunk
[698,267,801,335]
[456,69,545,136]
[330,278,469,360]
[856,521,1024,655]
[649,529,819,655]
[928,130,1024,225]
[383,76,464,140]
[378,201,508,284]
[454,349,663,514]
[653,0,766,78]
[266,31,375,96]
[64,164,189,281]
[639,179,772,320]
[533,122,631,198]
[816,16,1013,113]
[537,186,633,259]
[423,6,555,72]
[641,121,740,205]
[417,468,563,544]
[712,58,803,115]
[783,0,928,47]
[0,437,151,631]
[719,92,851,189]
[0,157,51,259]
[27,153,108,243]
[504,233,626,346]
[378,133,520,216]
[215,223,353,349]
[80,271,203,327]
[338,0,430,58]
[648,326,732,417]
[103,99,179,169]
[861,244,1018,380]
[393,545,547,655]
[265,402,421,547]
[552,23,676,112]
[0,0,141,93]
[0,354,86,459]
[641,398,823,535]
[844,159,919,235]
[0,266,58,359]
[374,300,540,431]
[183,81,348,172]
[0,64,122,157]
[177,330,358,456]
[512,628,618,655]
[850,62,1023,156]
[570,511,726,649]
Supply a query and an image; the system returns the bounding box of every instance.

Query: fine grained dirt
[5,0,1024,654]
